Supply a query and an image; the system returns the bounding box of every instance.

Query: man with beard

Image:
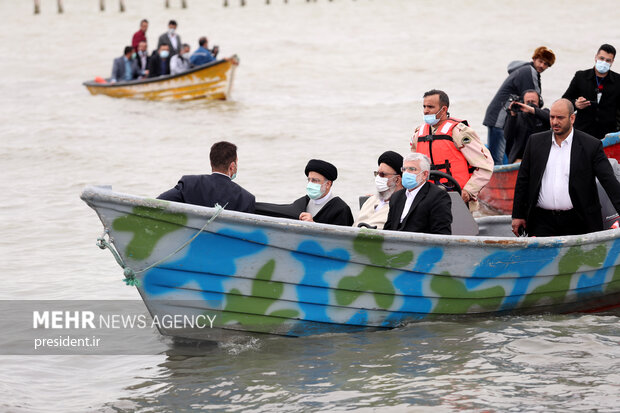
[354,151,403,229]
[293,159,354,226]
[512,99,620,237]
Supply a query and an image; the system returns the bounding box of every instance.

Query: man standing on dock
[411,89,493,210]
[562,44,620,140]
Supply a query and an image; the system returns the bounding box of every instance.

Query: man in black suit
[512,99,620,237]
[384,153,452,235]
[157,141,255,213]
[562,44,620,140]
[135,40,150,78]
[148,44,170,78]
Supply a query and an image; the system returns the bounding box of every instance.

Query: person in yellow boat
[148,44,171,78]
[110,46,138,83]
[353,151,403,229]
[170,44,192,75]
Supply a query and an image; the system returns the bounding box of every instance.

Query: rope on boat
[96,204,227,287]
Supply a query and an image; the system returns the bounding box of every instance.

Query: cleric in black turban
[304,159,338,181]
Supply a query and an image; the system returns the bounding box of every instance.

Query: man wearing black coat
[148,44,171,78]
[294,159,353,226]
[512,99,620,237]
[562,44,620,140]
[157,141,255,213]
[384,153,452,235]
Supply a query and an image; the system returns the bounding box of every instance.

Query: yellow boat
[83,56,239,101]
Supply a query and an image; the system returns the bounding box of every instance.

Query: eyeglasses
[401,166,420,173]
[373,171,397,178]
[307,177,324,184]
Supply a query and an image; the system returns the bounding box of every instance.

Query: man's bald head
[552,98,575,116]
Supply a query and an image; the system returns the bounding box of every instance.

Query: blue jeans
[487,126,506,165]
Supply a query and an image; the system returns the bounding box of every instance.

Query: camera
[504,94,521,112]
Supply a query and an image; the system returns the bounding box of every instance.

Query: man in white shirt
[354,151,403,229]
[383,153,452,234]
[157,19,182,56]
[170,43,191,75]
[512,98,620,236]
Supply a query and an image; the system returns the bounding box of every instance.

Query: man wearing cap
[157,141,255,213]
[384,153,452,235]
[292,159,354,226]
[483,46,556,164]
[353,151,403,229]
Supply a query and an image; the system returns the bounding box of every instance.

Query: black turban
[305,159,338,181]
[378,151,403,176]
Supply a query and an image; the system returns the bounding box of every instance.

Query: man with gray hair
[383,153,452,234]
[170,43,192,75]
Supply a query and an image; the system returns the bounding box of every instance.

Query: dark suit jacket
[383,183,452,235]
[291,195,354,227]
[135,51,150,75]
[157,173,255,213]
[512,129,620,233]
[148,51,170,78]
[562,68,620,139]
[157,32,182,56]
[110,56,138,82]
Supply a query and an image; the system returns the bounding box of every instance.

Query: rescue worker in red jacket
[410,89,494,210]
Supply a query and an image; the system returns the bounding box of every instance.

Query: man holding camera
[504,90,550,163]
[562,44,620,140]
[483,46,556,164]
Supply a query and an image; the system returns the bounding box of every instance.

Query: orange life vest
[414,119,474,189]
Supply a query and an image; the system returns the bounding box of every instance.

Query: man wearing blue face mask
[383,153,452,235]
[293,159,353,226]
[563,44,620,140]
[411,89,493,211]
[148,44,171,78]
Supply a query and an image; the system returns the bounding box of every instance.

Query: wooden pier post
[34,0,40,14]
[99,0,105,11]
[120,0,126,12]
[240,0,245,6]
[181,0,187,8]
[223,0,228,6]
[57,0,64,13]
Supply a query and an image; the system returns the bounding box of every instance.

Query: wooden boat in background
[82,57,238,101]
[81,185,620,341]
[479,131,620,214]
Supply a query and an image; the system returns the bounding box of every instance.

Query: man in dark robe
[292,159,353,226]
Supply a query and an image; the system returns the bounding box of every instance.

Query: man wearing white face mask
[410,89,493,211]
[354,151,403,229]
[293,159,353,226]
[563,44,620,140]
[383,153,452,235]
[157,20,182,56]
[148,44,171,77]
[170,43,192,75]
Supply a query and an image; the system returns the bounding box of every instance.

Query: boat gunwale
[81,185,620,249]
[82,58,234,88]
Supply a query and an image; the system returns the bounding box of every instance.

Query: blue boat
[81,186,620,341]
